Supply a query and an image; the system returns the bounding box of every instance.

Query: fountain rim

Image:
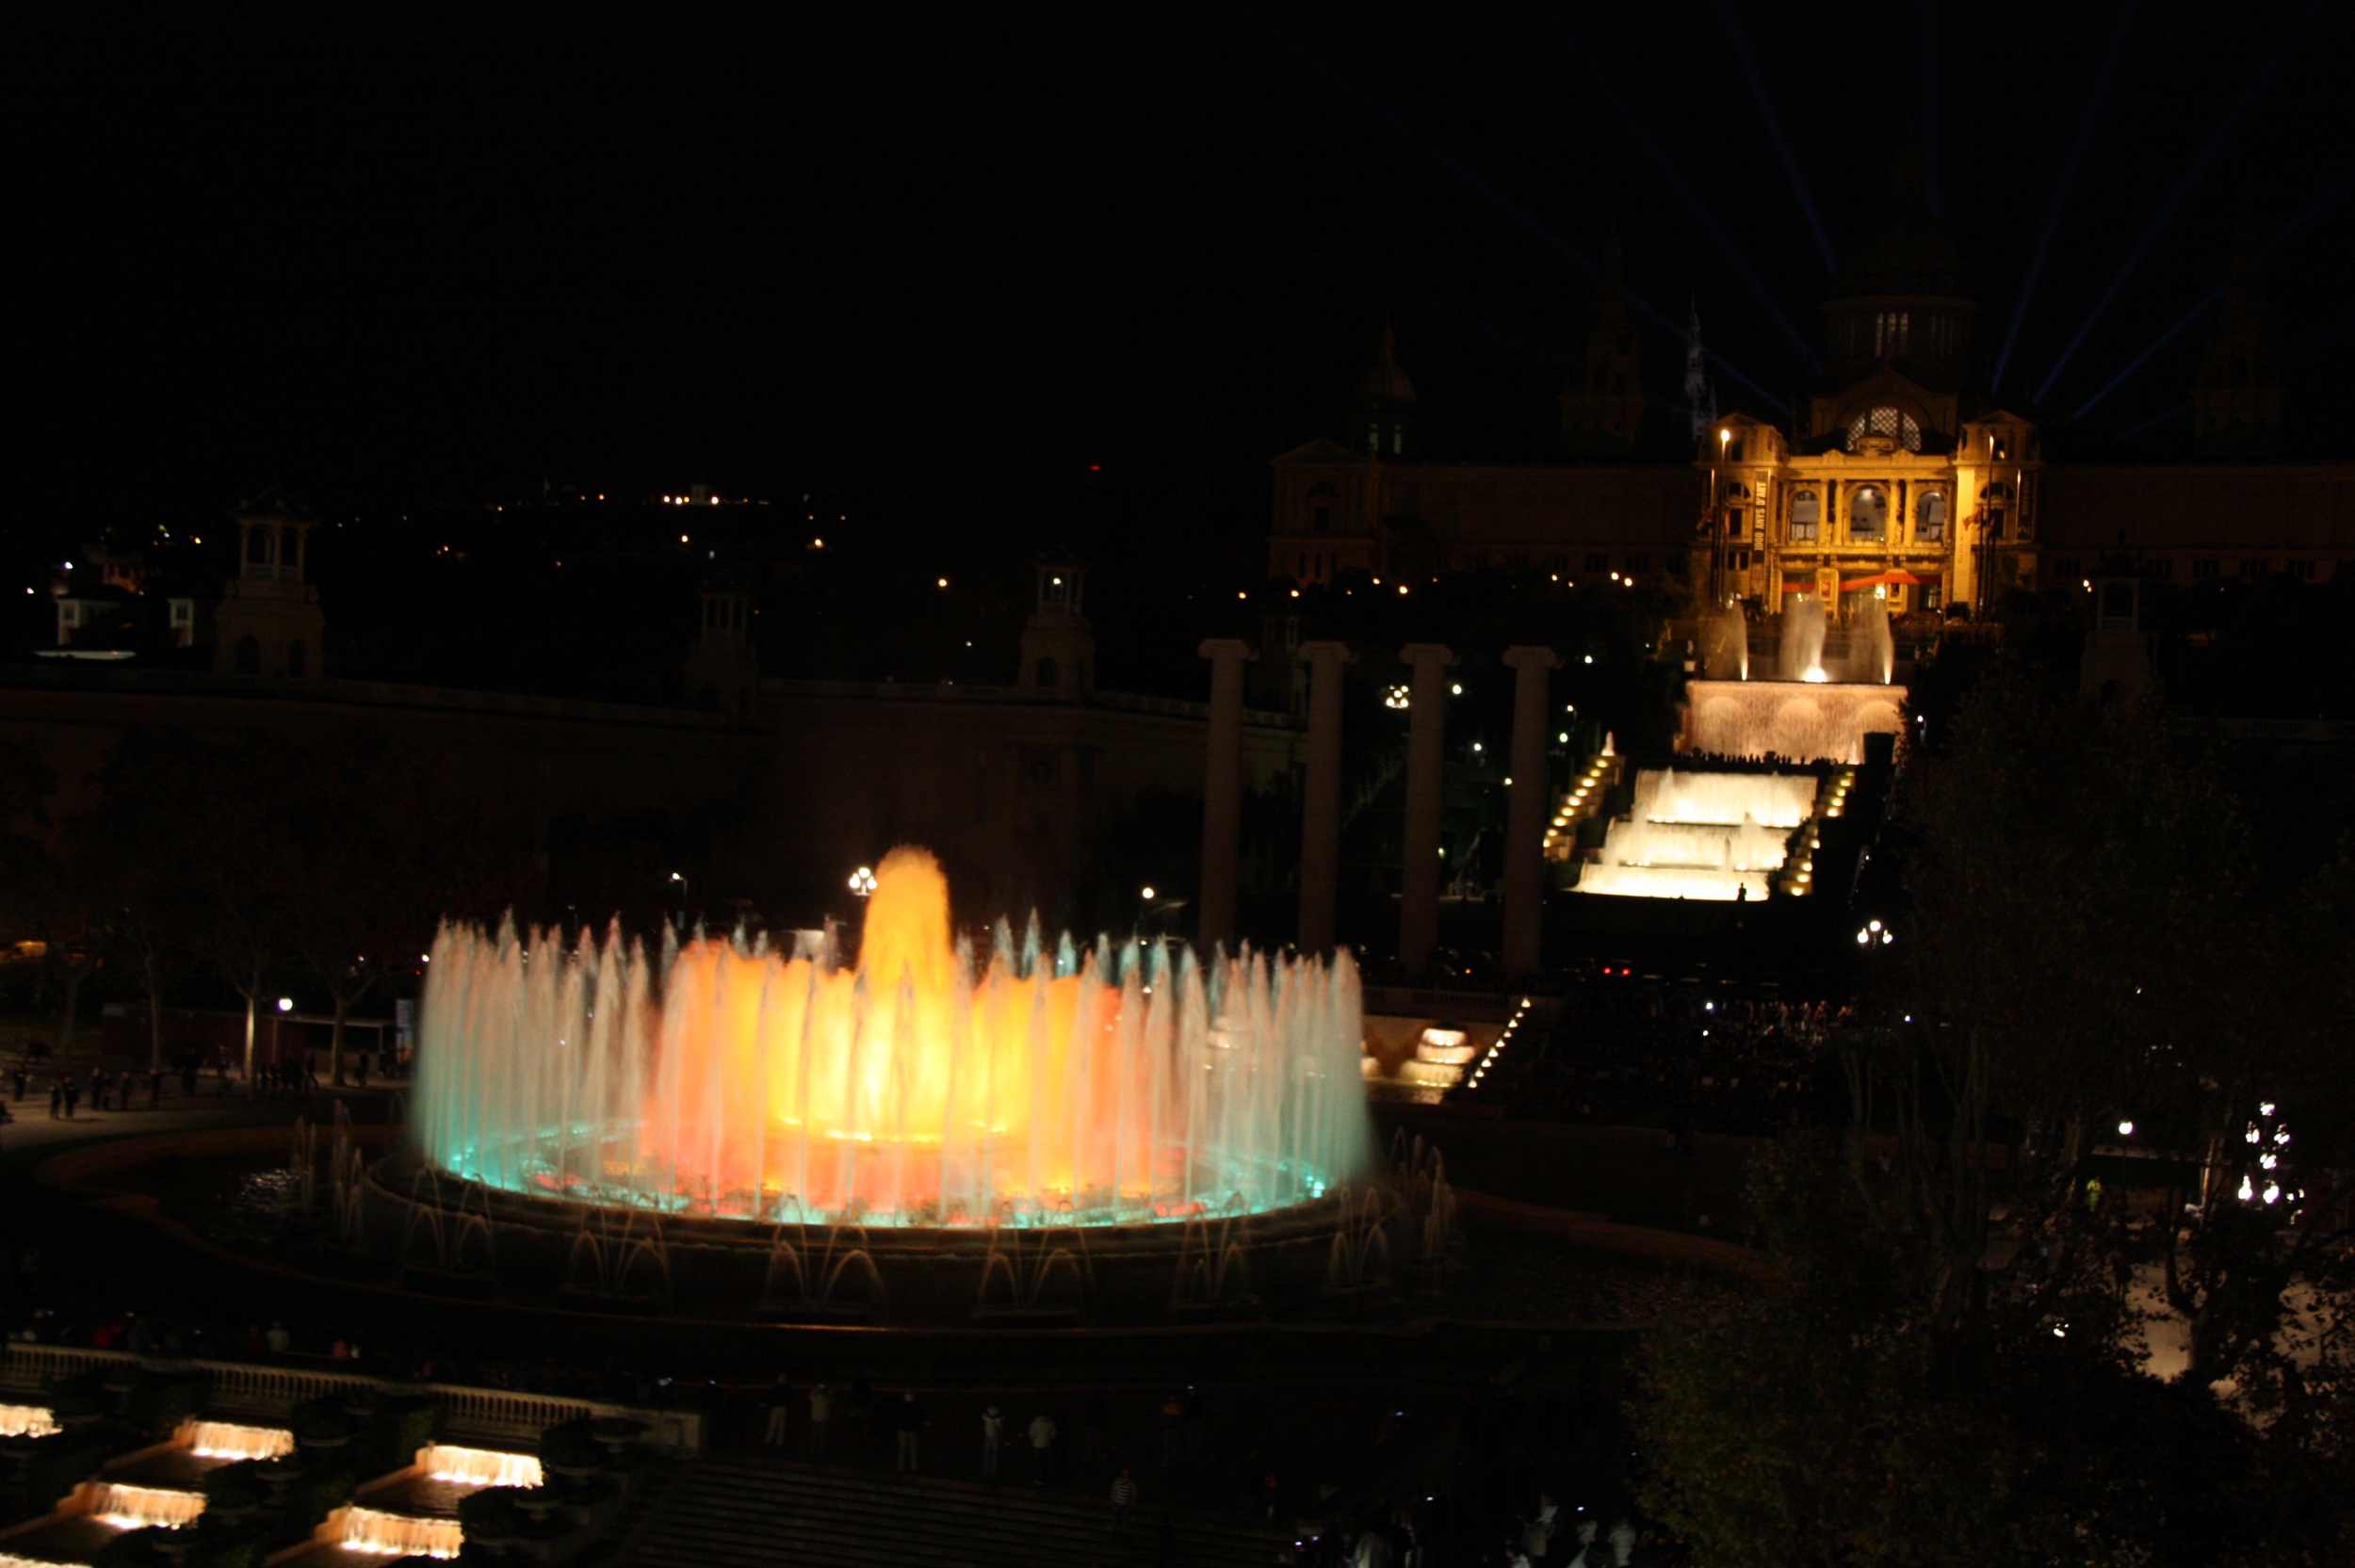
[370,1142,1363,1253]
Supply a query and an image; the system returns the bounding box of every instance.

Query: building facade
[1270,179,2354,614]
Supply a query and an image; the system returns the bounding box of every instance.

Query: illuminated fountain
[1577,768,1815,901]
[389,848,1376,1317]
[1779,592,1827,682]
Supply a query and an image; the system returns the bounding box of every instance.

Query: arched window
[235,636,261,675]
[287,639,306,677]
[1308,481,1336,533]
[1791,491,1820,542]
[1916,492,1948,542]
[1035,656,1059,689]
[1850,486,1889,542]
[247,526,274,566]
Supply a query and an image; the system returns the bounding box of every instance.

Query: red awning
[1840,570,1926,590]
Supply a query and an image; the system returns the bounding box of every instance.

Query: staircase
[616,1456,1290,1568]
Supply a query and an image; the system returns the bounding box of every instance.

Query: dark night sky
[20,2,2353,537]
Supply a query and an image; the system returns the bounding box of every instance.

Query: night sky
[22,2,2352,538]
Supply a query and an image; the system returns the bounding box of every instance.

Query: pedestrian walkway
[617,1454,1290,1568]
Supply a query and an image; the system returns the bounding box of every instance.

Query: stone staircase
[615,1455,1290,1568]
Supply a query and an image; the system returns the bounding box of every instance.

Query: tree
[1634,668,2355,1564]
[70,731,305,1088]
[279,728,511,1083]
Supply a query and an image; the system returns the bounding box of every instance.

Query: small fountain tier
[1577,768,1818,902]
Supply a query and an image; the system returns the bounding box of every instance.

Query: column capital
[1400,642,1457,669]
[1502,645,1564,671]
[1197,638,1256,662]
[1297,639,1355,666]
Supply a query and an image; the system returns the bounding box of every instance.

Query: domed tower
[1017,554,1095,701]
[1808,144,1978,448]
[1348,321,1419,459]
[2190,228,2284,457]
[212,489,327,680]
[1562,227,1648,454]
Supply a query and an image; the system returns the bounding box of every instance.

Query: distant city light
[937,577,949,588]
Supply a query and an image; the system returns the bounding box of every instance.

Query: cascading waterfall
[0,1406,58,1439]
[92,1484,205,1528]
[337,1508,463,1558]
[1579,768,1819,901]
[416,848,1372,1229]
[181,1421,293,1461]
[422,1447,544,1488]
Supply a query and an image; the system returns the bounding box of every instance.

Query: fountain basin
[361,1144,1368,1323]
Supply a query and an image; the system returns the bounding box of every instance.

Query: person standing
[1027,1409,1057,1486]
[48,1077,62,1120]
[892,1392,923,1475]
[763,1375,793,1447]
[806,1382,832,1457]
[980,1404,1004,1481]
[1110,1467,1139,1539]
[61,1076,79,1120]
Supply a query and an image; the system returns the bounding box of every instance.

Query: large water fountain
[400,850,1373,1316]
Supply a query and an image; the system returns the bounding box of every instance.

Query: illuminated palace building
[1270,177,2353,615]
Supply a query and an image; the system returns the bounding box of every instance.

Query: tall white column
[1296,640,1354,955]
[1397,643,1455,981]
[1502,645,1563,978]
[1197,638,1254,953]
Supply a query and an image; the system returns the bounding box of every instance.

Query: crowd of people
[1,1047,407,1124]
[1494,980,1849,1138]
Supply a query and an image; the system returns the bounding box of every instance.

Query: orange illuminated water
[418,848,1369,1227]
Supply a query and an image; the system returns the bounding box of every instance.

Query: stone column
[1197,639,1254,953]
[1502,645,1563,978]
[1397,643,1455,980]
[1296,640,1354,955]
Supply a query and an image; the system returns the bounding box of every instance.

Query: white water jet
[1780,594,1827,682]
[1860,590,1895,684]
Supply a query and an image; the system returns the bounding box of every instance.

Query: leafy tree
[278,727,512,1081]
[1635,669,2355,1564]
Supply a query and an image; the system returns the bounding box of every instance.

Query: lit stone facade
[1270,181,2352,610]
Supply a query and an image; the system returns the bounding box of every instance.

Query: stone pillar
[1197,639,1254,953]
[1397,643,1455,980]
[1296,640,1354,955]
[1502,645,1563,978]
